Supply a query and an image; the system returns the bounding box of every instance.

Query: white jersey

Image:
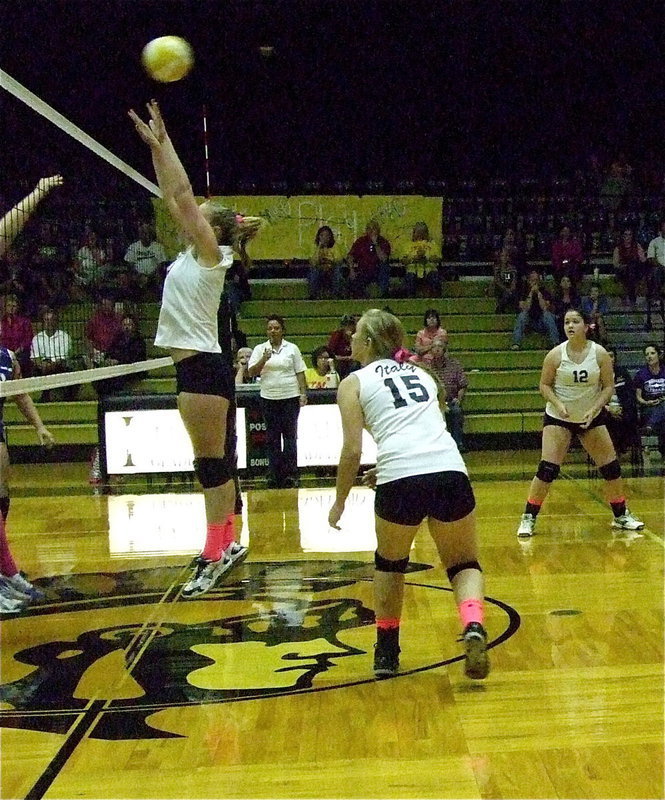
[545,341,602,423]
[154,246,233,353]
[353,358,466,485]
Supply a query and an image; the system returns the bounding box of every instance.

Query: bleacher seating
[9,270,662,455]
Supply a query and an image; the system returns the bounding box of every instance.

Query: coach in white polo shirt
[248,315,307,488]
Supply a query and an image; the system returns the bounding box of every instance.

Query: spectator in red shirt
[84,292,122,368]
[326,314,358,378]
[551,225,584,288]
[347,220,391,298]
[0,295,33,377]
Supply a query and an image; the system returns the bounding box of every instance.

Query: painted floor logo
[0,561,519,740]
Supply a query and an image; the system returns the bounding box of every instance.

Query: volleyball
[141,36,193,83]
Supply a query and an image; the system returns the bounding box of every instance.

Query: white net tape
[0,357,173,399]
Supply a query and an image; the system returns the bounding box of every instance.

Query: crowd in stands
[0,163,663,464]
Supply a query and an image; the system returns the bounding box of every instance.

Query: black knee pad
[599,459,621,481]
[193,457,233,489]
[446,560,482,583]
[375,551,409,573]
[536,460,560,483]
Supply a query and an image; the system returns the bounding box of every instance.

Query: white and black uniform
[155,245,234,353]
[545,341,604,429]
[156,245,235,398]
[353,359,473,525]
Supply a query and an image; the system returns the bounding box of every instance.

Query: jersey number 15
[384,376,430,408]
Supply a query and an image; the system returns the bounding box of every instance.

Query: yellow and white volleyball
[141,36,194,83]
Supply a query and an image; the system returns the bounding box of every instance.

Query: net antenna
[0,68,162,198]
[202,105,211,198]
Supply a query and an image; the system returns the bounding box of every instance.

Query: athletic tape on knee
[446,560,482,583]
[599,459,621,481]
[193,457,233,489]
[536,460,560,483]
[374,551,409,573]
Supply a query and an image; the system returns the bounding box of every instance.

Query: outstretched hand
[36,175,63,193]
[129,100,166,147]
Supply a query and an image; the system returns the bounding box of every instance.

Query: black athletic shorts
[175,352,234,400]
[374,470,476,526]
[543,409,609,437]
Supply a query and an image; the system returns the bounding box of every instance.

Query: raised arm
[0,176,63,258]
[129,101,219,266]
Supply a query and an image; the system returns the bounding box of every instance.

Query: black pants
[262,396,301,485]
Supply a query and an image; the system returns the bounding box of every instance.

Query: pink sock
[458,598,484,628]
[201,523,226,562]
[0,516,18,577]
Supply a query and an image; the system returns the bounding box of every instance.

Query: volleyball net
[1,67,174,404]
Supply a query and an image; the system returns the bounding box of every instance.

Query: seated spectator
[94,314,147,396]
[600,160,631,211]
[491,249,519,313]
[308,225,339,300]
[123,222,168,298]
[496,227,528,282]
[74,229,111,298]
[30,308,78,401]
[428,338,468,451]
[413,308,448,366]
[634,344,665,458]
[580,283,609,343]
[552,275,580,339]
[551,225,584,288]
[511,269,560,350]
[327,314,358,378]
[28,221,70,308]
[234,346,256,386]
[604,345,639,456]
[304,345,339,389]
[645,219,665,332]
[401,221,441,298]
[0,295,33,377]
[0,251,27,307]
[84,292,123,368]
[347,220,391,298]
[613,227,646,307]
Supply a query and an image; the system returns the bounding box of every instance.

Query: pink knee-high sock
[0,516,18,577]
[221,513,236,551]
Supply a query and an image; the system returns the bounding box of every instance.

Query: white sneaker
[0,576,30,602]
[224,541,248,566]
[4,573,45,603]
[517,513,536,538]
[0,585,25,614]
[611,510,645,531]
[182,556,232,598]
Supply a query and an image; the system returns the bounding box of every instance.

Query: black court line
[24,700,106,800]
[22,563,191,800]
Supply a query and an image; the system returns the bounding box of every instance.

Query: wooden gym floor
[1,453,663,800]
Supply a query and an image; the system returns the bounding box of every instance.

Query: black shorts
[175,352,234,400]
[543,409,609,437]
[374,470,476,526]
